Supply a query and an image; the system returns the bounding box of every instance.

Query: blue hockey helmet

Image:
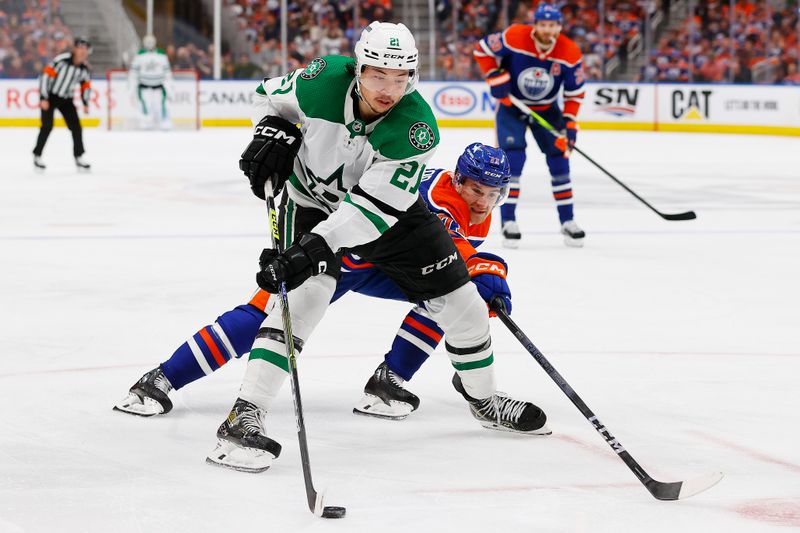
[533,3,563,23]
[454,143,511,204]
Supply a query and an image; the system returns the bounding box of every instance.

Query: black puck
[321,506,346,519]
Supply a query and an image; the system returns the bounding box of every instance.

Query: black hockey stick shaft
[508,95,696,221]
[490,298,704,501]
[263,179,319,513]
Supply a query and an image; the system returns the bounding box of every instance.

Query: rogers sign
[433,85,477,116]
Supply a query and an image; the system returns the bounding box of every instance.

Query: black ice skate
[561,219,585,248]
[353,361,421,420]
[452,373,551,435]
[502,220,521,249]
[33,155,46,172]
[75,156,91,172]
[206,398,282,473]
[113,367,173,417]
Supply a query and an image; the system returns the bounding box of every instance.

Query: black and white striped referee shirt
[40,52,92,105]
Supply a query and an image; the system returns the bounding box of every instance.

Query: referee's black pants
[33,96,85,157]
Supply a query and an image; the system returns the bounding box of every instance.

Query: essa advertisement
[417,82,497,126]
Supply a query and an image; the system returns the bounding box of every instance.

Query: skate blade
[352,408,409,421]
[478,420,553,436]
[205,439,274,473]
[563,235,584,248]
[502,237,520,249]
[352,394,412,420]
[113,394,164,417]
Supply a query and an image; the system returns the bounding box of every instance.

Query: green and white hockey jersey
[130,48,172,87]
[252,55,440,253]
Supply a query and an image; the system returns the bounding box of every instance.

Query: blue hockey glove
[485,69,511,103]
[566,120,579,149]
[466,252,512,316]
[556,120,579,154]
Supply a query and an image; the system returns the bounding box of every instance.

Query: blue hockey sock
[499,175,521,223]
[160,304,266,390]
[384,309,443,381]
[551,174,574,224]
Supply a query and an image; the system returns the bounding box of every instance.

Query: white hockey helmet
[354,22,419,94]
[143,34,157,50]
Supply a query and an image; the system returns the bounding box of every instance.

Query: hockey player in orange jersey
[115,143,551,436]
[474,3,587,247]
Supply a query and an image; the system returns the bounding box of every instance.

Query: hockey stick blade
[660,211,697,221]
[313,492,346,519]
[647,471,724,501]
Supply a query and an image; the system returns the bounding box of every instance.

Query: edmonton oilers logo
[517,67,554,99]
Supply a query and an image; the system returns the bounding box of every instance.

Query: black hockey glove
[239,115,302,200]
[256,233,336,293]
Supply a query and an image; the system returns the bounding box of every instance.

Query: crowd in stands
[2,0,798,84]
[221,0,392,78]
[434,0,646,80]
[0,0,73,78]
[640,0,799,83]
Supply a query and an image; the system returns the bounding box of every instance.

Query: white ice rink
[1,126,799,532]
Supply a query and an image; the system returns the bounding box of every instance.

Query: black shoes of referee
[32,155,92,172]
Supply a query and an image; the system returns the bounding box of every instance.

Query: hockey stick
[263,179,346,519]
[508,94,696,221]
[489,298,722,501]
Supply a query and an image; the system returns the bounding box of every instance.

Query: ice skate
[75,155,91,172]
[561,219,585,248]
[353,362,420,420]
[33,155,46,172]
[452,373,551,435]
[113,367,173,417]
[206,398,281,473]
[501,220,521,249]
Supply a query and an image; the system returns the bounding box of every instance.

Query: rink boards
[1,78,798,136]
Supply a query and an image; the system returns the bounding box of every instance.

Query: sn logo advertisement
[593,87,639,117]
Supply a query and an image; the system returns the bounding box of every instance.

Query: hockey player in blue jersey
[115,142,551,435]
[474,3,587,247]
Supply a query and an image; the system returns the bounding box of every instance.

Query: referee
[33,37,93,172]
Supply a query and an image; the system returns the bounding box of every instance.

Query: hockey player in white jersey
[203,22,550,473]
[129,34,172,130]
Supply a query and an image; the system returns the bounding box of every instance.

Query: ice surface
[1,127,799,532]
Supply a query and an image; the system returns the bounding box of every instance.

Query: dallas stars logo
[300,58,326,80]
[305,164,346,204]
[408,122,434,151]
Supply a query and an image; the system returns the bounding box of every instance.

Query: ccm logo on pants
[421,252,458,275]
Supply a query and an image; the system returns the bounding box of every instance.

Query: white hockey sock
[424,282,496,399]
[238,274,336,410]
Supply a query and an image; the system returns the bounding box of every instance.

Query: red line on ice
[689,430,800,473]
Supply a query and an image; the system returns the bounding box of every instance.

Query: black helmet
[74,36,92,53]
